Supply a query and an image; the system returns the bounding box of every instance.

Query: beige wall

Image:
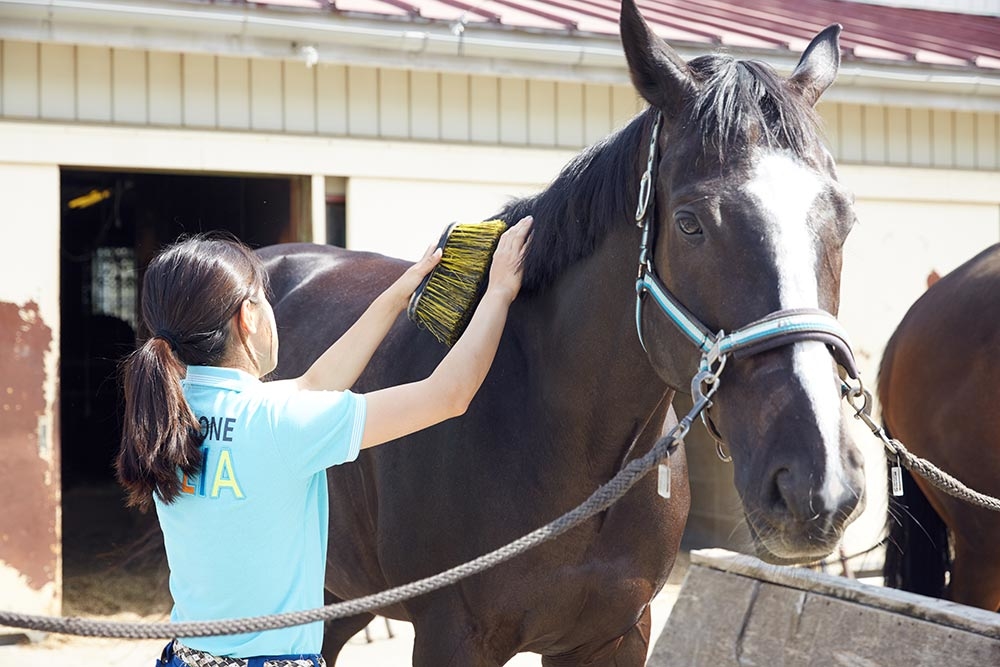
[346,178,545,260]
[0,163,62,621]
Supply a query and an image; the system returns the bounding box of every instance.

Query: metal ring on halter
[634,112,662,226]
[690,353,733,462]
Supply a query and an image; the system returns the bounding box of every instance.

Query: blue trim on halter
[636,273,712,352]
[637,270,855,370]
[718,314,853,356]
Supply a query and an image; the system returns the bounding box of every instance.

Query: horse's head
[621,0,864,564]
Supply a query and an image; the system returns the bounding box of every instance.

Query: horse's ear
[620,0,696,120]
[788,24,842,107]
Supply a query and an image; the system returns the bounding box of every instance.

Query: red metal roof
[198,0,1000,70]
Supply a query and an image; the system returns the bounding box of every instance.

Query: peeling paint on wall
[0,300,60,609]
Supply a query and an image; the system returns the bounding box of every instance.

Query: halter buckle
[700,332,727,373]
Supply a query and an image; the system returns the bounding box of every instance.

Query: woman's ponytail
[116,336,204,510]
[115,233,268,511]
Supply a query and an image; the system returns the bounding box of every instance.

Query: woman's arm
[360,216,532,449]
[290,244,443,392]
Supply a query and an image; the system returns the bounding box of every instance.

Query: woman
[116,217,533,667]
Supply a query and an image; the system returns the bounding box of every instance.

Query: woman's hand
[487,216,533,302]
[360,214,535,450]
[389,244,443,309]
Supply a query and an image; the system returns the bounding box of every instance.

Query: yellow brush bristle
[408,220,509,346]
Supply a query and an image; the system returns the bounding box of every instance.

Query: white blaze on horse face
[745,152,849,508]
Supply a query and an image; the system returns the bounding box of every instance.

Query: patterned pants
[156,640,326,667]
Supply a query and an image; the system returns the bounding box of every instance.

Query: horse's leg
[949,540,1000,612]
[541,605,652,667]
[319,590,376,665]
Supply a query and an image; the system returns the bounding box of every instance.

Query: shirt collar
[184,366,262,391]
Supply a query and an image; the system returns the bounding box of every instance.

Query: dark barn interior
[59,169,298,615]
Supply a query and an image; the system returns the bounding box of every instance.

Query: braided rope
[0,431,680,639]
[845,382,1000,513]
[890,438,1000,512]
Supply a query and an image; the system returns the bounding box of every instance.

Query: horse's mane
[496,111,652,293]
[686,55,823,160]
[497,54,823,294]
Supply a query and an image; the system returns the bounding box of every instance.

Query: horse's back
[257,242,413,378]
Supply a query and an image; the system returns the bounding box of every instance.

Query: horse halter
[633,111,860,455]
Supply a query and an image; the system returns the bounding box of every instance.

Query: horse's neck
[523,223,669,462]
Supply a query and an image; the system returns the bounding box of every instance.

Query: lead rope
[0,367,723,639]
[843,379,1000,512]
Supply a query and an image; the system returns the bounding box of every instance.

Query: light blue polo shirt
[153,365,366,657]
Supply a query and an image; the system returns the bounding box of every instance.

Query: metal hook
[634,111,662,226]
[715,439,733,463]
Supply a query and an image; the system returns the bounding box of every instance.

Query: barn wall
[0,163,62,622]
[2,41,998,171]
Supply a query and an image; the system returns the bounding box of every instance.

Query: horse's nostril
[770,468,793,514]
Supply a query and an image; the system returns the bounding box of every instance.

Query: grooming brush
[407,219,509,347]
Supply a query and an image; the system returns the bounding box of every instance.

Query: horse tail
[881,425,951,598]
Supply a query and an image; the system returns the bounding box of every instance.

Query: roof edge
[2,0,999,112]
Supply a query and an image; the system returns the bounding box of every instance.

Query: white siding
[469,75,499,144]
[218,56,250,130]
[183,54,216,128]
[932,108,954,167]
[584,84,612,145]
[440,73,469,143]
[499,78,528,145]
[978,112,998,168]
[612,86,641,131]
[40,44,74,121]
[556,82,584,148]
[410,70,439,141]
[885,106,908,165]
[527,79,556,147]
[955,111,976,169]
[862,105,886,164]
[378,68,408,139]
[910,108,933,166]
[76,46,112,123]
[839,103,864,163]
[250,59,283,132]
[0,40,997,170]
[346,66,378,137]
[148,52,182,126]
[316,63,347,135]
[112,48,146,124]
[283,61,315,134]
[3,42,39,118]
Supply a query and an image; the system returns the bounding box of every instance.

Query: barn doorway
[59,169,308,616]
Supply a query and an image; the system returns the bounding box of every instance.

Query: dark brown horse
[259,1,864,663]
[881,243,1000,612]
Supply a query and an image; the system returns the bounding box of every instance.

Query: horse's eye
[675,213,702,236]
